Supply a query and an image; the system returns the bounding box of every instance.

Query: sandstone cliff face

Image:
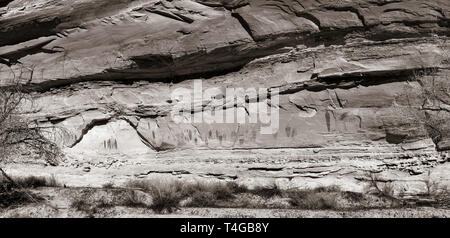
[1,0,450,190]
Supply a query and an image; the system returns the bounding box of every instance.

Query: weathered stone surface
[1,0,449,86]
[0,0,449,192]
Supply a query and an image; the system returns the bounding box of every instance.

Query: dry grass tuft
[0,175,60,189]
[285,186,340,210]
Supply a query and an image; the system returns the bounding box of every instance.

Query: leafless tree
[404,68,450,146]
[0,74,62,184]
[364,172,397,200]
[395,38,450,149]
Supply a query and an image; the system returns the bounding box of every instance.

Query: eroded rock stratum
[1,0,450,192]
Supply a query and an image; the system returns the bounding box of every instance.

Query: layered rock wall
[1,0,450,190]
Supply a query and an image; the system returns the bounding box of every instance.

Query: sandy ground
[0,187,449,218]
[2,204,449,218]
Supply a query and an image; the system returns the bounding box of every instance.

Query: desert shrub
[210,183,235,200]
[70,190,149,216]
[381,183,395,197]
[226,182,249,194]
[181,181,240,206]
[70,199,92,213]
[16,175,60,188]
[44,175,60,187]
[102,182,115,189]
[343,191,365,202]
[0,174,56,209]
[313,185,341,193]
[0,177,13,193]
[423,170,442,197]
[434,186,450,208]
[96,201,113,209]
[125,179,183,213]
[420,171,450,207]
[125,179,243,210]
[0,77,63,166]
[0,190,43,208]
[124,180,393,210]
[182,182,245,207]
[124,179,151,191]
[365,172,396,199]
[0,175,60,189]
[13,176,47,188]
[185,191,217,207]
[120,190,148,208]
[176,181,204,197]
[0,70,68,213]
[395,67,450,148]
[125,179,182,192]
[250,183,282,198]
[285,188,339,210]
[148,187,182,213]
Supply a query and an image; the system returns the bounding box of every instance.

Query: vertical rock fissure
[231,11,256,41]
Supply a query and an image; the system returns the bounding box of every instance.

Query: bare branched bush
[125,179,183,213]
[394,38,450,149]
[0,72,62,188]
[408,69,450,145]
[365,172,397,200]
[285,186,340,210]
[0,83,61,163]
[424,170,441,197]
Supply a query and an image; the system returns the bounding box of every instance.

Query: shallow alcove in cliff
[68,120,153,156]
